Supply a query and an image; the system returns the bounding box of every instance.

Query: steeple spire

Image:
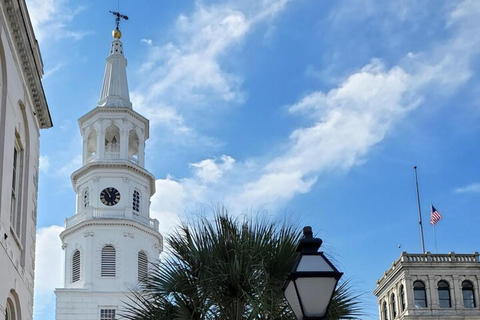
[98,12,132,108]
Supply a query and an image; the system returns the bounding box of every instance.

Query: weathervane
[109,10,128,39]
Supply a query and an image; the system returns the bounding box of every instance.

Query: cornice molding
[60,219,163,247]
[78,107,149,139]
[71,161,156,195]
[2,0,52,128]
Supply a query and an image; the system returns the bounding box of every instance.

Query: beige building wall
[374,252,480,320]
[0,0,52,319]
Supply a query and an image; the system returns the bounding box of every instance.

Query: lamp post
[283,226,343,320]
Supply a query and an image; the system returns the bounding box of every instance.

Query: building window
[438,280,451,308]
[382,301,388,320]
[101,245,116,277]
[391,293,397,318]
[138,251,148,281]
[413,281,427,308]
[10,137,23,237]
[100,309,116,320]
[5,299,15,320]
[462,281,476,308]
[400,285,406,311]
[133,190,140,213]
[72,250,81,283]
[84,188,90,208]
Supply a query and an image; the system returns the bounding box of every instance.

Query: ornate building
[374,252,480,320]
[0,0,52,319]
[54,25,163,320]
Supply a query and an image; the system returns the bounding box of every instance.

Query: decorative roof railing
[65,207,159,231]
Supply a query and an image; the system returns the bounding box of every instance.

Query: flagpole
[414,166,426,254]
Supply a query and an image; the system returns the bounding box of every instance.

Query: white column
[138,137,145,167]
[97,122,105,159]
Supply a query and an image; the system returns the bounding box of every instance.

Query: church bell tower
[55,15,163,320]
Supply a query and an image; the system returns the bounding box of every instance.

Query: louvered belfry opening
[101,245,116,277]
[138,251,148,281]
[72,250,81,282]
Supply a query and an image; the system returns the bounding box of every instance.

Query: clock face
[100,187,121,206]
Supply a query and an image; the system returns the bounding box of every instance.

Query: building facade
[54,26,163,320]
[0,0,52,319]
[374,252,480,320]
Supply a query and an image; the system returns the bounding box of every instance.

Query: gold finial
[109,11,128,39]
[112,28,122,39]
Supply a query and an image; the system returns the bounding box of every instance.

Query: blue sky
[28,0,480,319]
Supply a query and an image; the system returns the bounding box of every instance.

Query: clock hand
[106,190,111,197]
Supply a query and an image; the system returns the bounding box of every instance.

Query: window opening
[72,250,81,283]
[133,190,140,213]
[100,309,116,320]
[400,285,406,311]
[438,280,451,308]
[391,293,397,318]
[10,137,23,237]
[383,301,388,320]
[462,281,476,308]
[101,245,116,277]
[138,251,148,281]
[84,188,90,208]
[413,281,427,308]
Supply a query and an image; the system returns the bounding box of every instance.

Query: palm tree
[123,207,362,320]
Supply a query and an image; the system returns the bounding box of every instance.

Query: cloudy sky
[27,0,480,319]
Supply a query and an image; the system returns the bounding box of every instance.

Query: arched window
[87,130,97,161]
[391,293,397,318]
[128,130,139,163]
[10,133,24,237]
[101,245,116,277]
[438,280,451,308]
[5,299,15,320]
[83,188,90,208]
[105,125,120,154]
[400,284,406,311]
[138,251,148,281]
[382,301,388,320]
[462,281,476,308]
[133,190,140,213]
[72,250,81,283]
[413,281,427,308]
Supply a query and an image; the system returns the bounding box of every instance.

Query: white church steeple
[98,29,132,108]
[55,15,163,320]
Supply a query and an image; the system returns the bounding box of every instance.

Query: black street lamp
[283,226,343,320]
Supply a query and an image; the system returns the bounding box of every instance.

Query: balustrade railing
[400,252,479,263]
[65,207,159,231]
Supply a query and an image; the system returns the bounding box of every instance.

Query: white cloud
[141,38,153,45]
[39,155,50,173]
[132,0,291,146]
[454,183,480,194]
[158,0,480,213]
[34,225,64,318]
[190,155,235,183]
[26,0,87,42]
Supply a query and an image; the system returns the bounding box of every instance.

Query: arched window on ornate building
[128,130,139,163]
[72,250,81,283]
[101,245,116,277]
[438,280,451,308]
[138,251,148,281]
[391,293,397,318]
[413,281,427,308]
[462,281,476,308]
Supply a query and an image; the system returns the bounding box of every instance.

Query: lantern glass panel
[297,254,335,272]
[295,277,338,317]
[284,281,303,319]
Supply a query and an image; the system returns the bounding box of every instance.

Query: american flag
[430,205,442,226]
